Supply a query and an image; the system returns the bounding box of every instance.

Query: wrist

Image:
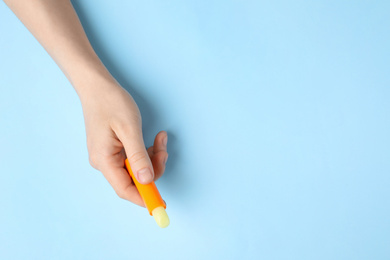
[69,64,119,100]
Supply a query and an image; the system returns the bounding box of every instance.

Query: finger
[153,131,168,154]
[147,146,154,157]
[152,131,168,181]
[100,164,145,207]
[152,152,168,181]
[115,127,155,185]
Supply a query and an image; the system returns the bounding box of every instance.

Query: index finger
[100,164,145,207]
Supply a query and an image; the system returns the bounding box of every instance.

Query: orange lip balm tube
[125,159,169,228]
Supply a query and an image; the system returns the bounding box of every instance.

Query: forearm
[4,0,114,97]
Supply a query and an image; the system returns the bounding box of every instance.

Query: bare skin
[4,0,168,207]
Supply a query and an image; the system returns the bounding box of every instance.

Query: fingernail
[137,168,153,184]
[163,136,168,147]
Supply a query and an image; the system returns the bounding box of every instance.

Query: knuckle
[116,189,126,200]
[128,151,147,165]
[110,119,127,132]
[110,117,141,135]
[115,185,130,200]
[88,152,100,169]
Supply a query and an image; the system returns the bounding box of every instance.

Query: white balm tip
[152,206,170,228]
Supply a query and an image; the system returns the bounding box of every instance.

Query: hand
[4,0,168,207]
[79,78,168,207]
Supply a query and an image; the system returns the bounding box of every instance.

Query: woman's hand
[4,0,169,207]
[79,78,168,207]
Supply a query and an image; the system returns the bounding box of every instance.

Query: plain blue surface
[1,1,390,259]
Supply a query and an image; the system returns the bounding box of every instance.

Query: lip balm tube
[125,159,169,228]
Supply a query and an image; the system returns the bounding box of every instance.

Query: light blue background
[1,1,389,259]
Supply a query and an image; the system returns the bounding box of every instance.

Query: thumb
[116,127,154,185]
